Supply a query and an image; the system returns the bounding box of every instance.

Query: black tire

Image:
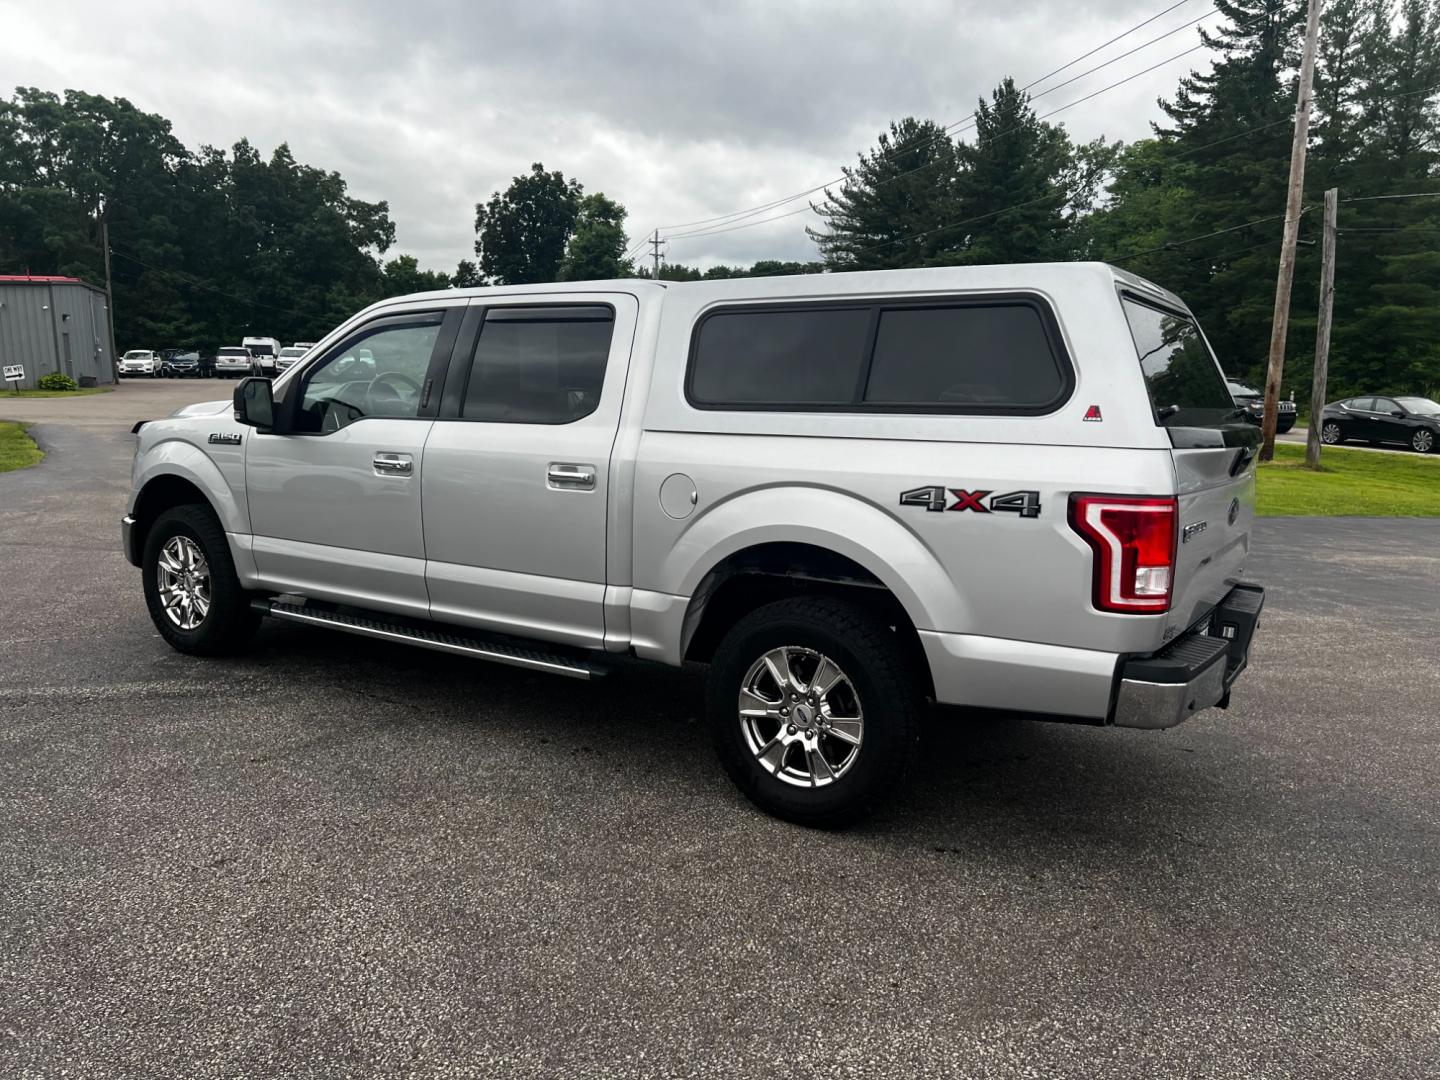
[708,596,922,828]
[141,503,260,656]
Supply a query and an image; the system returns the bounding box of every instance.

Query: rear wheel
[1321,421,1344,445]
[1413,428,1436,454]
[708,597,922,827]
[142,504,259,655]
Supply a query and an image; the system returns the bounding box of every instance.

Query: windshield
[1395,396,1440,416]
[1122,296,1236,428]
[1226,380,1261,398]
[279,347,306,357]
[123,351,149,360]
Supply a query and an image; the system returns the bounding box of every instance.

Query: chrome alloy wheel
[739,646,864,788]
[1321,422,1342,444]
[1413,429,1435,453]
[156,535,211,630]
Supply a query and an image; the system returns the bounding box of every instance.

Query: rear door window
[460,305,614,424]
[1121,296,1236,429]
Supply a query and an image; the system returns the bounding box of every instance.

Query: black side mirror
[1392,410,1406,418]
[234,376,275,431]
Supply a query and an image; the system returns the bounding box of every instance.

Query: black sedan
[159,351,212,378]
[1226,379,1297,433]
[1320,395,1440,454]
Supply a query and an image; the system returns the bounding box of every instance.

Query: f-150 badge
[899,486,1042,518]
[208,433,242,445]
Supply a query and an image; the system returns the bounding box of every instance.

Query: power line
[659,0,1219,235]
[1111,209,1303,263]
[108,245,314,320]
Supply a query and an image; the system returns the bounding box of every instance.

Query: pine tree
[808,117,961,270]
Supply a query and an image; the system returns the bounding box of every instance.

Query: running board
[252,599,604,680]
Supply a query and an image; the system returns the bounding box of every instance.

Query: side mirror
[234,376,275,431]
[1392,410,1406,418]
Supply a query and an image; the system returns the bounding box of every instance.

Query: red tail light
[1068,494,1178,613]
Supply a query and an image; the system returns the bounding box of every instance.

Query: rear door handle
[547,463,596,491]
[373,452,413,475]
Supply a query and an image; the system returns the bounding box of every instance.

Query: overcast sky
[2,0,1221,272]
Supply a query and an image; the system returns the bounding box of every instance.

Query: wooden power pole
[1259,0,1323,461]
[1305,187,1338,470]
[100,213,118,375]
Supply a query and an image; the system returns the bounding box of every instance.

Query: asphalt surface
[2,382,1438,1079]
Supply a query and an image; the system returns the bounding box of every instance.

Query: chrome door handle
[373,452,413,475]
[547,463,596,490]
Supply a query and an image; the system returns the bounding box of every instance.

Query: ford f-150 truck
[123,264,1264,825]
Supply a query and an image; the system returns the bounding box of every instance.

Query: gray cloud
[2,0,1216,271]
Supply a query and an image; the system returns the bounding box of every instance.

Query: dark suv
[160,350,210,378]
[1321,395,1440,453]
[1226,379,1296,434]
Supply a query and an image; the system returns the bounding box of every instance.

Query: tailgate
[1170,444,1256,628]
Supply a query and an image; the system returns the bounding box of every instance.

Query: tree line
[0,0,1436,400]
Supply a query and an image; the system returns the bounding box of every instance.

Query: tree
[473,162,582,284]
[451,258,485,287]
[559,192,634,280]
[809,117,962,270]
[942,79,1079,265]
[380,254,449,297]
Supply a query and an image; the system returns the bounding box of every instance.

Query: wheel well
[681,542,934,697]
[132,475,213,554]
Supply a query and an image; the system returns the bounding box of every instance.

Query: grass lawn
[1258,442,1440,516]
[0,421,44,473]
[2,386,113,399]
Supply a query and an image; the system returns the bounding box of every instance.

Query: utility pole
[100,211,118,376]
[1305,187,1338,470]
[1259,0,1323,461]
[649,229,665,279]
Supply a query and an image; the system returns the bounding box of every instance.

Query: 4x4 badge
[900,486,1042,518]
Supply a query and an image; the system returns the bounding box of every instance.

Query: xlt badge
[1182,520,1207,543]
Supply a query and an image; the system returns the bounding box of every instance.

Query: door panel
[422,294,637,649]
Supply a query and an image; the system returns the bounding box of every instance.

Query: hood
[170,399,232,419]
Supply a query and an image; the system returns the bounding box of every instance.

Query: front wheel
[1412,428,1436,454]
[142,504,260,655]
[1321,421,1344,445]
[708,597,922,827]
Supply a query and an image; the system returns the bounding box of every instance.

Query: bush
[37,372,79,392]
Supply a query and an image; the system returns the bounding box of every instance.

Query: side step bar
[252,599,605,680]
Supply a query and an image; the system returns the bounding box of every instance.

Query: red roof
[0,274,87,284]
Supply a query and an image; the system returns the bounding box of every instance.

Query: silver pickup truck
[123,263,1264,825]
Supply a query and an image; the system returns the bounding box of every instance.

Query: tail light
[1068,494,1177,613]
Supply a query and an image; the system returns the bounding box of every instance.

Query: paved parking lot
[2,382,1438,1079]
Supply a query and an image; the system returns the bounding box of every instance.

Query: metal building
[0,275,116,388]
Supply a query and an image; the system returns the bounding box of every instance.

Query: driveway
[2,382,1437,1079]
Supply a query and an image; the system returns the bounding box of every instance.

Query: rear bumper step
[1111,583,1265,729]
[252,599,606,680]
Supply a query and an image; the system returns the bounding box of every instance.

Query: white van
[242,337,282,376]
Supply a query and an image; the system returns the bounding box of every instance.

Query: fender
[663,485,972,639]
[132,435,250,536]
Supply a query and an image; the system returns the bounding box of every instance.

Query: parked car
[1226,379,1296,433]
[1320,394,1440,453]
[121,264,1265,826]
[214,346,256,378]
[118,349,160,378]
[160,351,207,378]
[242,336,282,377]
[275,345,309,372]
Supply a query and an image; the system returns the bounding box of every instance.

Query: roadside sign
[2,365,22,382]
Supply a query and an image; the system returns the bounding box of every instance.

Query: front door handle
[373,452,413,475]
[547,462,596,491]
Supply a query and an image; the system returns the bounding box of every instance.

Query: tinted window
[1121,297,1234,427]
[689,307,870,406]
[461,306,613,424]
[1348,397,1375,411]
[864,304,1065,407]
[1373,398,1399,413]
[296,317,441,433]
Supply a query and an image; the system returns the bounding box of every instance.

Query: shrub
[37,372,79,392]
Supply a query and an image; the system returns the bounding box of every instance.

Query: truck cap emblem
[1083,405,1103,422]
